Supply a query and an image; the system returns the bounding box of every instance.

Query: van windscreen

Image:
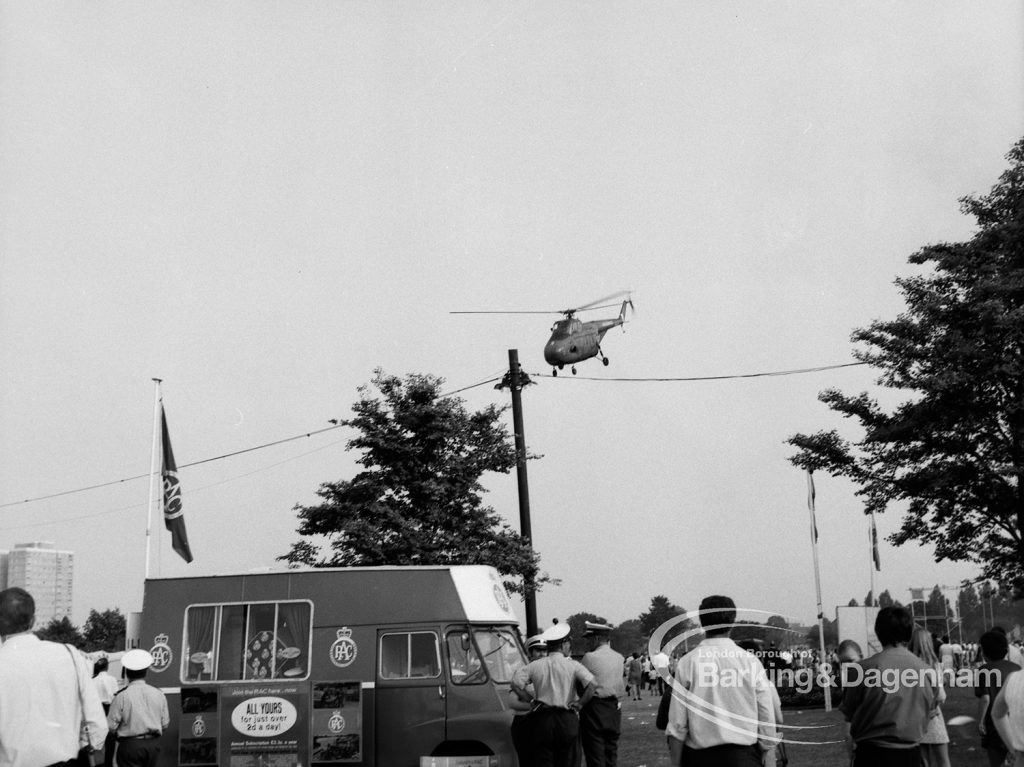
[472,627,525,683]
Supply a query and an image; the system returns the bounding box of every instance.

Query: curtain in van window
[276,603,310,678]
[184,606,216,681]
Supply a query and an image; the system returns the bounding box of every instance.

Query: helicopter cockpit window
[550,320,572,338]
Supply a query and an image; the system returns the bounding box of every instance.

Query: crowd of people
[0,587,169,767]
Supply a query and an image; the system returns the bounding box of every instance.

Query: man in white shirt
[652,649,671,695]
[0,587,108,767]
[666,594,776,767]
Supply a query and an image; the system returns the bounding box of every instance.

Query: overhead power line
[0,361,863,510]
[0,424,344,509]
[530,361,867,382]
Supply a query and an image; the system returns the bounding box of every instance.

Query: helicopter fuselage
[543,302,627,366]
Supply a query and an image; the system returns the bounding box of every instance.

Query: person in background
[106,649,169,767]
[579,622,626,767]
[92,657,120,767]
[510,634,546,767]
[995,627,1024,667]
[652,648,671,696]
[626,652,643,701]
[909,627,950,767]
[976,630,1021,767]
[991,665,1024,767]
[0,587,107,767]
[839,606,938,767]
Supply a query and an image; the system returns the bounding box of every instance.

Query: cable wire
[530,361,866,382]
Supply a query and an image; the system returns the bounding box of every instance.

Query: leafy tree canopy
[788,138,1024,588]
[280,370,546,594]
[610,619,645,657]
[36,615,83,646]
[566,612,607,656]
[82,608,126,653]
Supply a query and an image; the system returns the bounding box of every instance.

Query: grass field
[616,684,991,766]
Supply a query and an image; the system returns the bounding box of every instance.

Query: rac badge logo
[329,627,357,668]
[149,634,173,673]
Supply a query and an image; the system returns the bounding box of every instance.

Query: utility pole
[496,349,538,637]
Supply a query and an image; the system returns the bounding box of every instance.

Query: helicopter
[453,291,634,375]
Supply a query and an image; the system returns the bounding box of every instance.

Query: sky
[1,2,1022,634]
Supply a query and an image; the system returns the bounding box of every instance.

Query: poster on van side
[222,684,306,767]
[311,682,362,763]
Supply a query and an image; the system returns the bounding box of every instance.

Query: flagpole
[807,470,832,711]
[869,521,876,607]
[146,378,163,580]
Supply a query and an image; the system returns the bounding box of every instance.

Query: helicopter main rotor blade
[567,290,633,314]
[449,310,561,315]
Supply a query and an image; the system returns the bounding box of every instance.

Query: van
[131,565,526,766]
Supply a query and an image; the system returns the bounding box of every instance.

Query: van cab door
[375,628,446,763]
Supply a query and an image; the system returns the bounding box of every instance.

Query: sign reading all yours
[230,696,298,737]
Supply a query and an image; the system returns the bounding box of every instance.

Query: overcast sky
[1,2,1022,632]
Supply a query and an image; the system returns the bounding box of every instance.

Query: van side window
[379,632,440,679]
[182,601,311,683]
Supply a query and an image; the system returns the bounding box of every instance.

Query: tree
[639,596,695,654]
[766,615,791,648]
[280,370,546,594]
[82,608,126,653]
[788,138,1024,588]
[36,616,83,646]
[610,619,645,656]
[878,590,895,608]
[925,585,953,638]
[864,591,874,607]
[566,612,607,656]
[806,617,839,648]
[847,598,859,607]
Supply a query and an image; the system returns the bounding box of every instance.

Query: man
[512,622,597,767]
[0,587,107,767]
[840,606,939,766]
[106,649,169,767]
[509,634,547,767]
[666,595,776,767]
[975,629,1020,767]
[579,621,626,767]
[91,657,120,767]
[651,648,671,695]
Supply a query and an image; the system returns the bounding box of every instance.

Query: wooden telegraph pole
[497,349,538,637]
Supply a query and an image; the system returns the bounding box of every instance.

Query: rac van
[130,565,526,767]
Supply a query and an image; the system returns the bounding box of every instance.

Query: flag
[806,470,818,542]
[161,404,193,563]
[870,514,881,571]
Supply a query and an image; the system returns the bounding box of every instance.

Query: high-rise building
[0,542,73,625]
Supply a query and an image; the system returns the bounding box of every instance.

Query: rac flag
[161,405,194,563]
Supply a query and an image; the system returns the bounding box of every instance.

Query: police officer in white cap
[512,621,597,767]
[580,621,626,767]
[106,649,169,767]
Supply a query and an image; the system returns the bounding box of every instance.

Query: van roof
[143,564,520,626]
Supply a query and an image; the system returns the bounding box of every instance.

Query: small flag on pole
[806,470,818,542]
[161,405,193,563]
[870,514,881,571]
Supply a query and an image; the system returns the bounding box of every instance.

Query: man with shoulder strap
[106,650,169,767]
[0,587,108,767]
[579,621,626,767]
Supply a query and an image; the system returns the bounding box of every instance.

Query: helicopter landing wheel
[552,368,557,377]
[571,366,577,375]
[602,357,609,366]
